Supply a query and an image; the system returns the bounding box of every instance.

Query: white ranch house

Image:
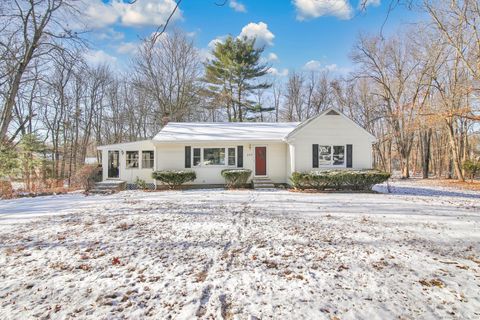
[97,108,377,188]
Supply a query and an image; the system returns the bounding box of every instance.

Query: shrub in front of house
[290,170,390,191]
[152,170,196,189]
[221,169,252,188]
[134,177,149,190]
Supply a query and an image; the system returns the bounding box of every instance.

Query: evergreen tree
[204,36,271,122]
[19,133,46,191]
[0,141,19,180]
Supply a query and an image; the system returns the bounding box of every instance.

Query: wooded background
[0,0,479,189]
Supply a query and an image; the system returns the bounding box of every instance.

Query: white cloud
[229,0,247,13]
[238,22,275,48]
[84,50,118,66]
[83,0,182,29]
[116,42,139,55]
[294,0,353,20]
[303,60,350,74]
[267,52,279,61]
[303,60,322,71]
[96,28,125,41]
[324,64,338,71]
[268,67,289,77]
[208,36,227,50]
[198,35,227,62]
[84,1,118,29]
[360,0,381,8]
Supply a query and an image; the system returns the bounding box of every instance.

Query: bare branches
[149,0,182,47]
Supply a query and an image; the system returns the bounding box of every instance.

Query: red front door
[255,147,267,176]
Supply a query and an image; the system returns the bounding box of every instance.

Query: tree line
[0,0,479,190]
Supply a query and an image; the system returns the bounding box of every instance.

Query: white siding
[100,140,156,184]
[155,141,288,185]
[288,114,374,173]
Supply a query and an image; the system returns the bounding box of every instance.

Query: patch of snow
[153,122,300,142]
[0,181,479,319]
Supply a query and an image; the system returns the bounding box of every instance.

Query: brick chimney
[161,112,170,127]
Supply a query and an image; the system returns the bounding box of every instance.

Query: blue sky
[83,0,423,75]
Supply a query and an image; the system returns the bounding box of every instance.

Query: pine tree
[204,36,271,122]
[0,141,19,180]
[19,133,46,191]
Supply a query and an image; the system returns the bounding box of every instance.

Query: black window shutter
[346,144,353,168]
[237,146,243,168]
[185,146,191,168]
[312,144,319,168]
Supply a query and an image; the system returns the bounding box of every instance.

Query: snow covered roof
[153,122,300,142]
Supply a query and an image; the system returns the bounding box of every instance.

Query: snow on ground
[0,180,479,319]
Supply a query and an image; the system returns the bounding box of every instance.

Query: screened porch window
[126,151,139,168]
[142,151,154,169]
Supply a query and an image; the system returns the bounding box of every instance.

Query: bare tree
[133,29,202,125]
[0,0,82,142]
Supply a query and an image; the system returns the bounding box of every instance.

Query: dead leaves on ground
[419,278,445,288]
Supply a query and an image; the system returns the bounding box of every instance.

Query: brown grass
[413,178,480,191]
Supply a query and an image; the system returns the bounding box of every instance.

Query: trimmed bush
[221,169,252,188]
[152,170,196,189]
[462,159,480,181]
[290,170,390,191]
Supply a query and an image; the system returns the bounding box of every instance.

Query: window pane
[193,148,201,166]
[333,146,345,166]
[203,148,225,165]
[126,151,139,168]
[318,146,331,166]
[228,148,236,166]
[142,151,154,168]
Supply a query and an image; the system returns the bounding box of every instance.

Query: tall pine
[204,36,271,122]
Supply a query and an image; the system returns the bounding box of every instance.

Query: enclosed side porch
[97,140,157,189]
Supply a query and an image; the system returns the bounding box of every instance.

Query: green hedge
[221,169,252,188]
[290,170,390,191]
[152,170,196,189]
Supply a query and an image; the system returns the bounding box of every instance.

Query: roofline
[285,107,377,142]
[97,139,153,150]
[152,139,287,144]
[162,121,300,125]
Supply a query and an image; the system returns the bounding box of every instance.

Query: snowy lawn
[0,180,479,319]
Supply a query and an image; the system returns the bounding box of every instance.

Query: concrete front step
[89,181,126,194]
[89,189,115,195]
[252,178,275,189]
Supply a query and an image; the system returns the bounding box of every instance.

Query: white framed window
[332,146,345,166]
[192,147,236,167]
[319,145,345,167]
[142,151,154,169]
[228,147,236,166]
[203,148,226,165]
[193,148,201,166]
[319,146,332,166]
[126,151,139,168]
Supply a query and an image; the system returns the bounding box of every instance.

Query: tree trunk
[420,129,432,179]
[445,119,465,181]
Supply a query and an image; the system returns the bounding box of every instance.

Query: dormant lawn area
[0,181,479,319]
